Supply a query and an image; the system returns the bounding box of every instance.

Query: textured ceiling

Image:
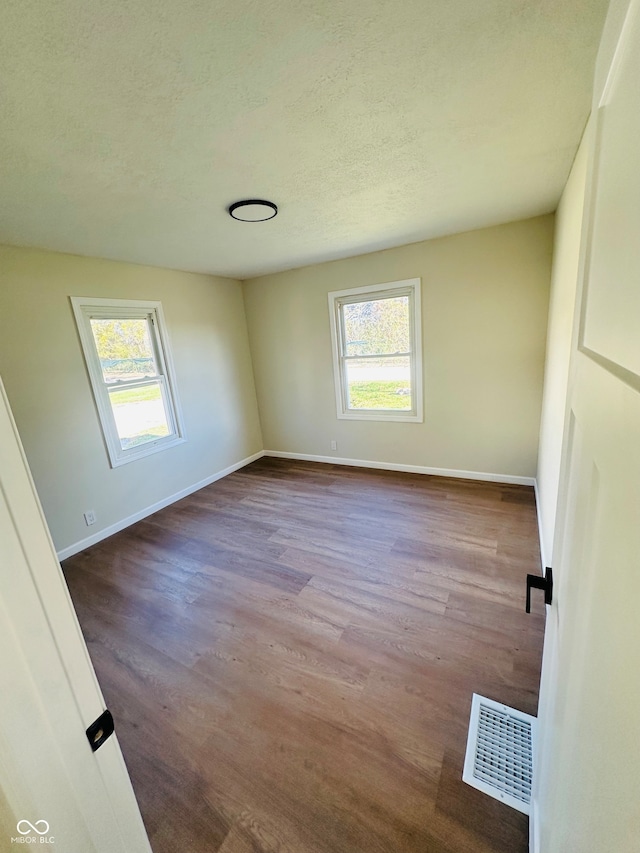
[0,0,608,279]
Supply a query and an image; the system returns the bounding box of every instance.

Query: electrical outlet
[330,440,337,451]
[84,510,97,526]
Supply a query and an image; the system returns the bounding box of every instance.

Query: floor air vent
[463,694,536,814]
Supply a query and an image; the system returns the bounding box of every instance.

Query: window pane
[108,382,171,449]
[90,318,157,383]
[345,356,412,410]
[343,296,410,356]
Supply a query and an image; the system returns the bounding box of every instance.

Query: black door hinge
[526,567,553,613]
[86,709,115,752]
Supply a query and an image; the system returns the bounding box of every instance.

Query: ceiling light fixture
[228,199,278,222]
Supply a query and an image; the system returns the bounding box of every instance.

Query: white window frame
[71,296,186,467]
[328,278,423,422]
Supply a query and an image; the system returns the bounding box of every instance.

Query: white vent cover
[463,694,537,814]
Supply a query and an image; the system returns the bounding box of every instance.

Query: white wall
[243,216,553,479]
[536,129,589,566]
[0,245,263,555]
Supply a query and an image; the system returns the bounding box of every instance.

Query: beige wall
[536,129,589,566]
[243,216,553,479]
[0,245,262,554]
[0,218,553,555]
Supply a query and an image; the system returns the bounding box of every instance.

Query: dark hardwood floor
[62,458,545,853]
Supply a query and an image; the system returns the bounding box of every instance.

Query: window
[328,278,423,422]
[71,297,185,467]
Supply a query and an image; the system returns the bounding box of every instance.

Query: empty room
[1,1,639,852]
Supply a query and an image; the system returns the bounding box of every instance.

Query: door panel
[0,378,152,852]
[582,1,640,375]
[540,361,640,852]
[534,2,640,849]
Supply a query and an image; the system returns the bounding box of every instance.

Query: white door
[0,377,152,852]
[533,1,640,850]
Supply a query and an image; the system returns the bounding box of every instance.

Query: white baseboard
[263,450,536,486]
[533,479,548,571]
[56,450,265,561]
[57,449,536,561]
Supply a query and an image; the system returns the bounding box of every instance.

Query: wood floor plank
[62,457,545,853]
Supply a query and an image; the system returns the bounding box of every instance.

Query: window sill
[108,435,187,468]
[336,411,423,423]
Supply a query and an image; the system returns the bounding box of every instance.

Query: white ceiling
[0,0,608,279]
